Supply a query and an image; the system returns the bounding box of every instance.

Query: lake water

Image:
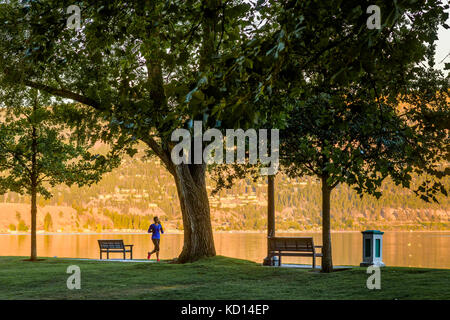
[0,231,449,269]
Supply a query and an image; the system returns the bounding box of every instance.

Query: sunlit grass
[0,256,448,300]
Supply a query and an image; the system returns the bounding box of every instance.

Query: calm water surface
[0,231,449,269]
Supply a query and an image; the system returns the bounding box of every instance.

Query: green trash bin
[360,230,385,267]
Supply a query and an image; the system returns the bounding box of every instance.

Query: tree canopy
[203,0,450,272]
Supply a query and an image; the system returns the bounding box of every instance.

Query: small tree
[0,89,118,261]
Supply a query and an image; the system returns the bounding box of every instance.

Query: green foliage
[207,0,449,201]
[226,0,450,200]
[0,90,120,201]
[0,0,253,162]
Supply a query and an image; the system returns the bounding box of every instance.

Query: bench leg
[123,251,126,260]
[107,249,109,260]
[278,254,281,267]
[313,255,316,270]
[130,249,133,260]
[100,251,102,260]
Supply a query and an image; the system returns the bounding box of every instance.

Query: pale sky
[436,24,450,73]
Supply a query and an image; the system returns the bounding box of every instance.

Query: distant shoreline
[1,229,449,236]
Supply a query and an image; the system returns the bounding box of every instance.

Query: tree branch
[141,135,175,175]
[23,80,101,109]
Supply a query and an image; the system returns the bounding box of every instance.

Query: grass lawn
[0,256,448,300]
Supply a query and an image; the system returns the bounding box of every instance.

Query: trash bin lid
[361,230,384,235]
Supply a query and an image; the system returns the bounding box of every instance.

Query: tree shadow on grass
[22,259,46,262]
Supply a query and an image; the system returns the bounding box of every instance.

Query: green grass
[0,256,449,300]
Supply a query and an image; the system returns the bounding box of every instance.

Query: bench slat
[270,253,315,257]
[269,237,316,252]
[98,240,125,249]
[267,237,322,269]
[98,239,133,260]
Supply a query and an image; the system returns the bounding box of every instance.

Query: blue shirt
[148,223,164,239]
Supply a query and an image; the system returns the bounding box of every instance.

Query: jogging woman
[147,216,164,261]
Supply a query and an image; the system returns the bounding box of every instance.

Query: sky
[437,0,450,64]
[436,24,450,72]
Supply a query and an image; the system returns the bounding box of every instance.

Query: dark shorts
[152,238,160,252]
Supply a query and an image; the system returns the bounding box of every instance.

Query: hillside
[0,151,449,233]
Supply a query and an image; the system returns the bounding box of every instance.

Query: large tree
[0,0,258,262]
[0,89,119,261]
[204,0,449,272]
[276,1,449,272]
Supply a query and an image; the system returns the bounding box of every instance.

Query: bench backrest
[268,237,315,252]
[98,239,125,249]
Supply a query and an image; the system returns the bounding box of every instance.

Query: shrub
[17,220,28,232]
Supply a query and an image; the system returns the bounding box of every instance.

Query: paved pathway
[62,258,155,263]
[266,264,353,270]
[57,258,354,269]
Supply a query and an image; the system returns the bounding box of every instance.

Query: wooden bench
[98,240,133,260]
[268,237,322,269]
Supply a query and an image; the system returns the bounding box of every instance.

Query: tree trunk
[30,104,38,262]
[174,163,216,263]
[263,175,276,265]
[267,175,275,239]
[321,175,333,273]
[30,185,37,261]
